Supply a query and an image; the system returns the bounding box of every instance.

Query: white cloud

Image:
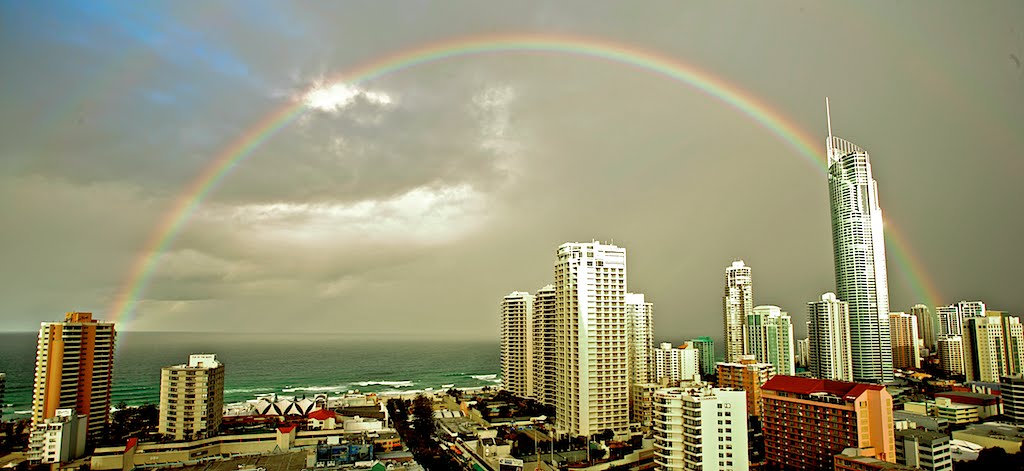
[472,84,522,174]
[302,81,394,113]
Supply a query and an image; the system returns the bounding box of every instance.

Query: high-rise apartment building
[762,375,896,470]
[554,241,629,438]
[991,311,1024,376]
[31,312,116,445]
[912,304,936,354]
[890,312,921,369]
[826,103,894,383]
[958,301,986,320]
[653,384,749,471]
[808,293,853,381]
[158,354,225,441]
[501,291,535,398]
[27,409,87,464]
[652,342,700,385]
[723,261,752,363]
[937,336,965,376]
[626,293,654,386]
[691,336,716,377]
[962,311,1024,382]
[935,305,962,339]
[716,356,775,416]
[797,338,810,369]
[532,284,556,407]
[746,305,795,376]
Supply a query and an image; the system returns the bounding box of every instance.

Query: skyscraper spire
[825,97,833,162]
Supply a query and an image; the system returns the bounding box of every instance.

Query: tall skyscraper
[826,101,893,383]
[554,241,629,438]
[912,304,936,354]
[532,284,556,406]
[31,312,116,445]
[653,342,700,385]
[808,293,853,381]
[723,260,752,363]
[626,293,654,386]
[158,354,225,441]
[691,336,716,377]
[746,305,795,376]
[889,312,921,369]
[501,291,535,399]
[653,384,749,471]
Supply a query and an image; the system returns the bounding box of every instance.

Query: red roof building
[761,375,896,470]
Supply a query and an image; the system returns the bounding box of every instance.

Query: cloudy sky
[1,1,1022,341]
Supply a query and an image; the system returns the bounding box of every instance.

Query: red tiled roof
[278,425,297,433]
[125,437,138,453]
[308,409,337,420]
[936,392,1001,406]
[762,375,884,400]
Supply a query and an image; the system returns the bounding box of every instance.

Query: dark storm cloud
[1,1,1021,340]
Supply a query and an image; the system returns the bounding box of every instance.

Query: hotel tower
[31,312,116,446]
[826,100,894,383]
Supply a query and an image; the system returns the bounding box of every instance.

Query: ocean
[0,332,500,419]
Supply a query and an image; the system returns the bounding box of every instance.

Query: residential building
[652,383,749,471]
[691,336,716,377]
[746,305,795,375]
[1001,374,1024,422]
[653,342,700,385]
[935,305,962,339]
[761,375,896,470]
[716,356,774,416]
[894,429,952,471]
[27,409,87,464]
[962,315,1007,382]
[501,291,535,399]
[158,354,225,440]
[626,293,654,386]
[937,336,965,376]
[834,448,917,471]
[30,312,116,445]
[913,304,937,354]
[808,292,853,381]
[630,382,660,428]
[723,260,752,363]
[958,301,986,320]
[826,105,894,383]
[554,241,629,438]
[532,284,556,407]
[796,337,810,369]
[992,311,1024,376]
[889,312,921,369]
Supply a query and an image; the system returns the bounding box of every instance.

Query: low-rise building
[935,392,1002,418]
[894,429,952,471]
[892,411,949,434]
[1002,374,1024,423]
[834,447,917,471]
[952,423,1024,454]
[27,409,88,464]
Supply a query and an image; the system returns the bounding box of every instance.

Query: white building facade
[532,284,556,406]
[807,292,853,381]
[626,293,654,386]
[653,343,700,385]
[723,261,752,363]
[938,336,965,376]
[653,384,749,471]
[27,408,87,464]
[745,305,795,376]
[501,291,535,399]
[159,354,225,441]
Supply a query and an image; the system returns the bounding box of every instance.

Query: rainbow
[107,33,941,327]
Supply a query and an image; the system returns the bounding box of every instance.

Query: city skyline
[1,2,1022,338]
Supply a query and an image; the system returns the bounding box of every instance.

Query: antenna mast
[825,97,834,162]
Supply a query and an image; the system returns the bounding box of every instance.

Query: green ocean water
[0,332,500,419]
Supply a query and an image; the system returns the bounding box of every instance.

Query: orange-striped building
[31,312,116,445]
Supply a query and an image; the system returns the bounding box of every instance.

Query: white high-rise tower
[808,292,853,381]
[826,99,894,383]
[746,305,795,376]
[723,261,752,363]
[501,291,535,399]
[554,241,629,438]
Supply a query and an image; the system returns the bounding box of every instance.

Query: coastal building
[913,305,937,354]
[761,375,896,469]
[808,292,853,381]
[626,293,654,386]
[746,305,795,376]
[826,105,894,383]
[27,408,88,465]
[937,336,965,376]
[691,336,716,377]
[723,261,752,363]
[30,312,116,445]
[1001,374,1024,422]
[554,241,629,438]
[652,383,749,471]
[716,356,774,416]
[894,429,952,471]
[652,342,700,385]
[889,312,921,369]
[532,284,556,407]
[159,354,225,440]
[501,291,535,399]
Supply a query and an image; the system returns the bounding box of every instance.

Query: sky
[1,1,1022,341]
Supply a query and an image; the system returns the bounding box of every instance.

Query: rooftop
[958,423,1024,441]
[762,375,884,400]
[894,428,950,442]
[936,391,1001,406]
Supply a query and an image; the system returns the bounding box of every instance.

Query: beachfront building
[808,292,853,381]
[762,375,896,469]
[27,408,88,465]
[158,354,225,441]
[691,336,716,377]
[652,384,749,471]
[626,293,654,386]
[890,312,921,369]
[716,356,774,416]
[723,261,752,363]
[532,284,556,407]
[746,305,795,376]
[31,312,116,446]
[501,291,535,399]
[652,342,700,385]
[554,241,629,438]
